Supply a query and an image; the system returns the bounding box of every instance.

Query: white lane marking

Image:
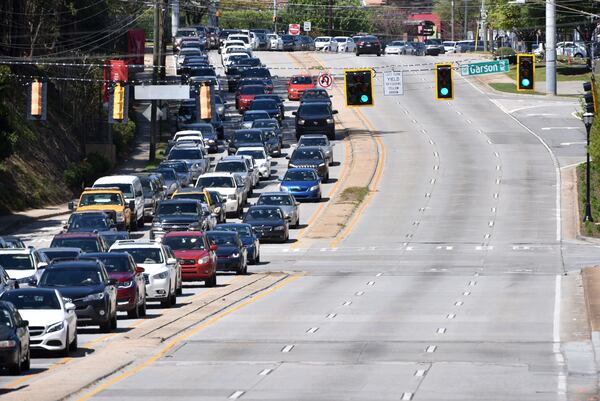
[429,139,435,145]
[281,345,294,353]
[487,139,493,144]
[496,165,501,170]
[541,127,580,131]
[376,273,383,277]
[491,207,497,213]
[554,274,562,347]
[456,111,463,115]
[367,281,375,286]
[326,313,337,319]
[466,119,472,124]
[229,391,245,399]
[559,142,586,146]
[433,165,439,170]
[484,233,491,239]
[342,301,352,306]
[433,151,439,157]
[306,327,319,334]
[411,119,418,123]
[494,152,500,158]
[292,248,300,253]
[281,249,289,253]
[463,291,471,296]
[455,301,463,306]
[425,193,431,197]
[527,113,556,117]
[468,281,477,286]
[414,369,427,377]
[493,193,499,198]
[430,178,436,184]
[425,345,437,353]
[401,392,414,400]
[436,327,447,334]
[355,291,364,296]
[488,221,494,227]
[406,246,414,251]
[495,178,501,184]
[446,313,456,319]
[435,246,453,250]
[560,161,584,170]
[258,368,273,376]
[419,207,425,212]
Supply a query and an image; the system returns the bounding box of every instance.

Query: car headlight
[289,163,297,168]
[0,340,16,348]
[198,256,210,264]
[116,212,124,222]
[309,185,320,191]
[318,163,325,167]
[118,280,133,288]
[153,271,169,280]
[83,292,105,301]
[298,119,305,125]
[228,194,237,200]
[274,225,285,231]
[46,321,64,333]
[152,221,163,228]
[326,118,334,124]
[231,252,240,258]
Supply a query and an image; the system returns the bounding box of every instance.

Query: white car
[196,172,245,217]
[2,288,77,355]
[236,146,271,179]
[443,41,458,53]
[109,240,181,308]
[332,36,355,52]
[175,47,203,68]
[0,248,49,285]
[314,36,332,51]
[227,34,253,51]
[267,34,283,50]
[385,40,412,55]
[223,52,250,68]
[222,48,252,66]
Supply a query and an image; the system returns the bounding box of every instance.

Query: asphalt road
[5,50,600,400]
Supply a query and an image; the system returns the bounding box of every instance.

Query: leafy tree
[433,0,482,40]
[486,0,545,51]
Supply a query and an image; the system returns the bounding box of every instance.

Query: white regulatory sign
[383,71,403,96]
[303,21,311,31]
[317,73,333,89]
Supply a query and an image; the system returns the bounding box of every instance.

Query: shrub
[494,47,515,57]
[112,120,136,157]
[63,152,111,191]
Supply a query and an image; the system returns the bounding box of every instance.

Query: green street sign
[460,59,509,77]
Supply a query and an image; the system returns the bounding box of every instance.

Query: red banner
[102,60,128,103]
[128,29,145,66]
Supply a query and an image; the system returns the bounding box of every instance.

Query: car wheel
[138,299,147,317]
[99,318,112,333]
[294,216,300,228]
[69,331,78,352]
[355,51,359,56]
[21,347,30,371]
[130,216,138,232]
[127,302,140,319]
[8,350,22,375]
[60,329,71,357]
[176,284,182,296]
[206,273,217,287]
[170,291,177,306]
[137,215,144,229]
[110,314,117,330]
[377,52,381,57]
[324,173,329,183]
[161,288,173,308]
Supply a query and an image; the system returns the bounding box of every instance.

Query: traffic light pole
[546,0,556,95]
[584,113,594,222]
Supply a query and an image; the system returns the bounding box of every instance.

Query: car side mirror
[7,279,18,289]
[292,111,297,116]
[285,155,290,159]
[28,278,37,287]
[210,244,218,251]
[19,320,29,328]
[332,110,339,115]
[129,200,136,210]
[65,302,76,311]
[136,266,145,274]
[37,262,48,269]
[68,201,74,210]
[108,278,118,286]
[167,257,177,265]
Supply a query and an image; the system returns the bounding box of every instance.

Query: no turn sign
[317,73,333,89]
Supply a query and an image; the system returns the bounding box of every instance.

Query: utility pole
[273,0,277,33]
[328,0,333,36]
[150,0,160,162]
[464,0,468,39]
[481,0,487,51]
[546,0,557,95]
[451,0,455,41]
[171,0,179,35]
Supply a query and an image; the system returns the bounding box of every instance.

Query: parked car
[281,34,296,51]
[279,168,322,201]
[425,39,445,55]
[0,301,30,374]
[50,232,108,253]
[243,205,289,243]
[385,40,414,55]
[355,35,381,56]
[443,40,458,53]
[150,199,213,240]
[314,36,332,51]
[332,36,356,52]
[288,75,315,101]
[109,240,181,307]
[1,288,77,355]
[0,248,49,285]
[83,252,147,318]
[162,231,218,286]
[215,223,260,264]
[267,33,283,50]
[293,102,338,140]
[205,231,247,274]
[256,192,300,228]
[37,259,118,332]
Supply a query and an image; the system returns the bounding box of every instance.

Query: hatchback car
[0,301,30,374]
[243,205,289,243]
[288,146,329,182]
[279,168,322,201]
[293,102,338,140]
[205,231,247,274]
[162,232,218,286]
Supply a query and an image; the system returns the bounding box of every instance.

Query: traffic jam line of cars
[0,27,342,376]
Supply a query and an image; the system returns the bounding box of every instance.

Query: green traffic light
[360,95,369,103]
[440,88,449,96]
[521,78,530,87]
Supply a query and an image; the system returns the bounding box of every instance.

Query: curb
[581,268,600,378]
[0,207,71,235]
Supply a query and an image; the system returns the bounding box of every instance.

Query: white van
[93,175,145,228]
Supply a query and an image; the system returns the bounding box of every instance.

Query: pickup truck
[68,187,135,231]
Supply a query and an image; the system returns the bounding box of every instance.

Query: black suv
[355,35,382,56]
[288,146,330,182]
[150,199,212,240]
[243,205,289,243]
[300,88,332,106]
[228,129,270,155]
[37,260,118,332]
[293,102,338,140]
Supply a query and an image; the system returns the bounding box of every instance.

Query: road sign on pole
[459,59,509,77]
[383,71,403,96]
[317,73,333,89]
[289,24,301,35]
[303,21,311,32]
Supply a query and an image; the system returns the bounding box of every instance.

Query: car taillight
[358,41,364,46]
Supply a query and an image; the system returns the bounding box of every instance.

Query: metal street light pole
[451,0,455,41]
[546,0,557,95]
[584,112,594,222]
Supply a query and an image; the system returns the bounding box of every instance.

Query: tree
[433,0,481,40]
[486,0,546,51]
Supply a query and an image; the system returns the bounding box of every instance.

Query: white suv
[0,248,49,285]
[109,240,182,308]
[196,172,246,218]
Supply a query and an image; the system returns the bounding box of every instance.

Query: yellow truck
[68,187,135,231]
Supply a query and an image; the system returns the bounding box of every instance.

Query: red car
[162,231,218,286]
[236,84,267,112]
[288,75,315,100]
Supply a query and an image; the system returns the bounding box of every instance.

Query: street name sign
[383,71,403,96]
[460,59,509,77]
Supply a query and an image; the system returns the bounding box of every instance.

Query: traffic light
[344,69,374,107]
[435,64,453,100]
[199,84,212,119]
[112,82,125,120]
[31,80,43,116]
[583,78,598,114]
[517,54,535,91]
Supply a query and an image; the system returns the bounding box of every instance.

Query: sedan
[1,288,77,356]
[288,146,329,182]
[297,134,334,166]
[241,110,271,129]
[256,192,300,228]
[214,223,261,264]
[288,75,315,101]
[0,301,30,374]
[242,205,289,243]
[247,98,283,122]
[206,231,247,274]
[279,168,322,201]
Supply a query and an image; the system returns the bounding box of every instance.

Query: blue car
[214,223,260,264]
[205,231,248,274]
[279,168,321,201]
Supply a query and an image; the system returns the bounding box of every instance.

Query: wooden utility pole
[328,0,333,36]
[150,0,160,162]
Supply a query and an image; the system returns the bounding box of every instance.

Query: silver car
[166,144,210,180]
[256,192,300,228]
[297,134,334,166]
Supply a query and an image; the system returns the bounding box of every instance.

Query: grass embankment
[504,62,591,83]
[577,163,600,237]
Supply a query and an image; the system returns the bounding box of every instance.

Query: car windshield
[94,184,133,198]
[172,192,207,202]
[252,120,277,128]
[241,69,270,78]
[250,100,277,110]
[315,37,329,42]
[217,226,252,237]
[240,86,265,95]
[155,169,177,181]
[114,248,164,264]
[238,150,265,160]
[284,170,318,181]
[303,91,329,100]
[299,138,328,147]
[42,250,80,261]
[215,162,246,173]
[391,41,405,46]
[0,254,33,270]
[207,233,237,246]
[161,163,188,174]
[177,30,196,37]
[79,193,122,206]
[99,232,129,247]
[68,215,110,231]
[245,208,281,221]
[157,203,198,215]
[258,195,293,206]
[299,104,330,115]
[334,37,347,42]
[293,148,323,160]
[235,131,263,142]
[163,236,207,251]
[40,268,102,287]
[198,176,234,188]
[169,149,202,160]
[94,257,131,273]
[1,292,61,310]
[51,238,99,252]
[292,76,312,85]
[244,112,269,121]
[230,36,249,44]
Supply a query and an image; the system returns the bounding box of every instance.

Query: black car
[205,231,247,274]
[288,146,329,181]
[239,68,273,92]
[251,118,283,149]
[281,34,296,51]
[63,212,116,233]
[228,129,269,155]
[300,88,332,106]
[150,199,212,240]
[0,301,29,374]
[254,94,284,116]
[37,260,118,332]
[215,223,260,264]
[355,35,382,56]
[242,205,289,243]
[293,102,338,140]
[247,98,283,122]
[98,231,130,248]
[296,35,315,51]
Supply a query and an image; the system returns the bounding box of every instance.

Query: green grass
[488,82,544,95]
[577,163,600,238]
[339,186,369,205]
[505,63,590,83]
